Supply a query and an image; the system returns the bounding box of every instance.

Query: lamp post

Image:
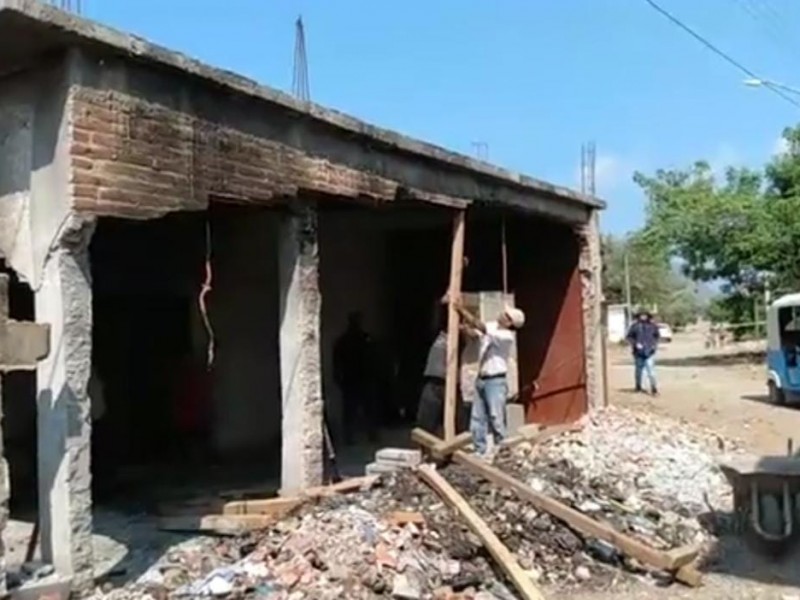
[743,78,800,97]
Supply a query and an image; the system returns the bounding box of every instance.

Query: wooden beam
[412,430,701,586]
[160,475,379,517]
[501,421,583,450]
[444,210,466,440]
[433,431,472,458]
[413,422,583,460]
[158,514,276,535]
[221,497,303,516]
[417,465,546,600]
[454,451,700,583]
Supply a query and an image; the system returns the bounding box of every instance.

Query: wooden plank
[412,427,445,457]
[222,497,303,516]
[444,210,466,440]
[417,465,546,600]
[414,422,583,459]
[158,514,275,535]
[453,450,699,576]
[223,475,378,514]
[432,431,472,458]
[412,430,701,586]
[162,475,379,517]
[501,421,583,450]
[302,475,379,497]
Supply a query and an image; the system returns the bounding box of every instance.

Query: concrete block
[506,404,525,436]
[375,448,422,467]
[365,462,398,476]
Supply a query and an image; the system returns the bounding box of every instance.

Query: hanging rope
[199,217,216,370]
[501,215,509,297]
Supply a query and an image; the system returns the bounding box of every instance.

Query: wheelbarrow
[720,451,800,555]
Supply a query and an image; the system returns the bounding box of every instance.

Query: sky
[80,0,800,235]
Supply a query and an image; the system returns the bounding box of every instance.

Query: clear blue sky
[83,0,800,234]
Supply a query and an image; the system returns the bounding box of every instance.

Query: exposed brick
[67,87,401,219]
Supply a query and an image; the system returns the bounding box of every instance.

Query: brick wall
[68,87,400,219]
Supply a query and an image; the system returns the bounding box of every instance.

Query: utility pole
[624,251,633,326]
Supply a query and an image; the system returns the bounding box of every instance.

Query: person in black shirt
[333,312,376,444]
[626,310,660,395]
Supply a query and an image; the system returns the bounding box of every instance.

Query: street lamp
[743,78,800,96]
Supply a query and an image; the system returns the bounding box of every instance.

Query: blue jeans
[471,377,508,455]
[634,354,657,391]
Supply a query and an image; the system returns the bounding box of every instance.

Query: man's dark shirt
[626,321,660,357]
[333,329,371,389]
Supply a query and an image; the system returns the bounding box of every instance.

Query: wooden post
[444,211,466,440]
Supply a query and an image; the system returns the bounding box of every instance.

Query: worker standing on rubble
[626,309,660,395]
[456,301,525,457]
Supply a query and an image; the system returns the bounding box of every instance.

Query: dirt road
[610,332,800,455]
[590,331,800,599]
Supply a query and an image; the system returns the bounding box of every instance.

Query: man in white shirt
[456,302,526,457]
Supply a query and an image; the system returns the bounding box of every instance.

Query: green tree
[602,233,698,328]
[635,125,800,309]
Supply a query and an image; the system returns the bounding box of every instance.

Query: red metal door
[514,224,587,425]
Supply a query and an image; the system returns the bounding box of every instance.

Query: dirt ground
[581,329,800,600]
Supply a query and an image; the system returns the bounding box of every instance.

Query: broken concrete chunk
[365,461,399,476]
[391,572,422,599]
[376,448,423,468]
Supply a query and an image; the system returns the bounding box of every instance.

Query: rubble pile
[90,407,737,598]
[91,472,516,600]
[443,465,622,589]
[497,407,737,559]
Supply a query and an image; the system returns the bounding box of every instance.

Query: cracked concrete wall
[278,201,323,495]
[578,212,605,410]
[0,51,96,592]
[35,215,94,592]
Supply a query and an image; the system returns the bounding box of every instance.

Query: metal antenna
[52,0,82,14]
[292,16,311,101]
[580,141,596,196]
[471,141,489,161]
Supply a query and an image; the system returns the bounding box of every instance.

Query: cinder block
[374,448,422,467]
[506,404,525,436]
[365,461,399,476]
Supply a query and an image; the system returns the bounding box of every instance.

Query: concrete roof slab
[0,0,605,215]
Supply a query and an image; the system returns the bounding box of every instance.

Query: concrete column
[278,201,323,495]
[35,216,94,591]
[578,211,605,410]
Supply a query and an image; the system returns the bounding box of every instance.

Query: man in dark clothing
[333,312,377,444]
[626,310,660,395]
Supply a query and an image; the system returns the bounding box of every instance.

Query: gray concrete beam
[578,213,605,410]
[278,200,323,495]
[34,214,94,592]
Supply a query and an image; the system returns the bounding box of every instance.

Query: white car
[658,323,674,343]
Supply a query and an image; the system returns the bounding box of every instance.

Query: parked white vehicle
[658,323,674,342]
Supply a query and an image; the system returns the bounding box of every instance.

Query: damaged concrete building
[0,1,605,592]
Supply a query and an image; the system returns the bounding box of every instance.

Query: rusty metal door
[513,224,587,425]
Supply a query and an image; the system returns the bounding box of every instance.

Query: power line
[642,0,800,109]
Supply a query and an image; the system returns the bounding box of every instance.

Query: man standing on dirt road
[626,310,660,395]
